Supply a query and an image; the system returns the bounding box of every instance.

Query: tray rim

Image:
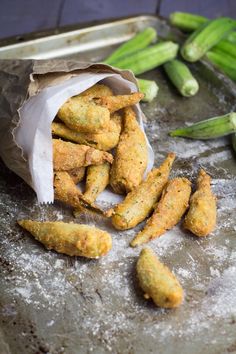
[0,14,161,50]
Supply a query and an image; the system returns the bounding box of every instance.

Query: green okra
[169,12,236,44]
[109,41,179,75]
[105,27,157,65]
[164,59,199,97]
[170,112,236,139]
[137,78,159,102]
[181,17,236,62]
[227,31,236,44]
[213,39,236,59]
[206,50,236,81]
[169,12,207,32]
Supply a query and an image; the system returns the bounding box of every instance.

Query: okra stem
[170,112,236,139]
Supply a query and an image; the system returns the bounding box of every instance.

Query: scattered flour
[1,71,236,353]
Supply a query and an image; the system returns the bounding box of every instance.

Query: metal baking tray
[0,15,176,60]
[1,15,236,354]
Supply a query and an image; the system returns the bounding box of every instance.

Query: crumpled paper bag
[0,59,154,204]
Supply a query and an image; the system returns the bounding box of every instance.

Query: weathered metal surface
[0,16,236,354]
[0,16,160,59]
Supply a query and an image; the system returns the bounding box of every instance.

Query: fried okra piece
[83,163,110,204]
[68,167,86,184]
[54,171,103,215]
[57,96,110,133]
[131,177,191,247]
[184,169,217,236]
[95,92,144,113]
[111,153,176,230]
[52,112,122,151]
[53,139,113,171]
[54,171,83,209]
[18,220,112,258]
[110,107,148,194]
[137,248,184,308]
[79,83,113,98]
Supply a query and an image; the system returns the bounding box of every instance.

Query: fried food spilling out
[95,92,144,113]
[110,106,148,194]
[53,139,113,171]
[111,153,176,230]
[52,112,122,151]
[184,169,217,236]
[18,220,112,258]
[136,248,184,308]
[131,177,191,247]
[83,163,110,204]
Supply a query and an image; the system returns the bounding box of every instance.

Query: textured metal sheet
[1,16,236,354]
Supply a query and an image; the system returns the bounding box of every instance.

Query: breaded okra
[54,171,83,209]
[53,139,113,171]
[136,248,184,308]
[54,171,103,214]
[79,83,113,98]
[83,163,110,204]
[110,107,148,194]
[95,92,144,113]
[57,96,110,133]
[68,167,86,184]
[52,112,122,151]
[18,220,112,258]
[184,169,217,236]
[111,153,175,230]
[131,177,191,247]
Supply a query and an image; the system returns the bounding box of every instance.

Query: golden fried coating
[18,220,112,258]
[54,171,104,215]
[83,163,110,204]
[110,107,148,194]
[111,153,176,230]
[136,248,184,308]
[95,92,144,113]
[54,171,83,209]
[53,139,113,171]
[184,169,217,237]
[131,177,191,247]
[68,167,86,184]
[52,112,122,151]
[79,83,113,98]
[58,96,110,133]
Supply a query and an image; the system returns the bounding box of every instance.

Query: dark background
[0,0,236,39]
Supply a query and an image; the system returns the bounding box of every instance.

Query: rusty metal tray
[1,15,236,354]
